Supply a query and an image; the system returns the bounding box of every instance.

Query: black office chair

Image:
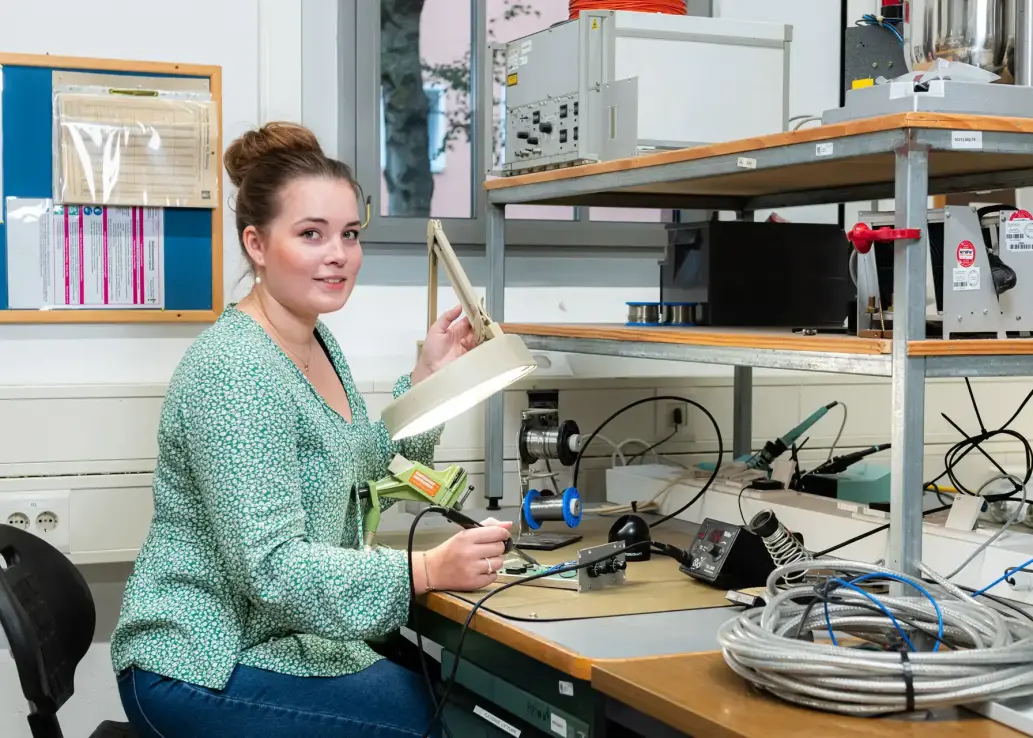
[0,523,136,738]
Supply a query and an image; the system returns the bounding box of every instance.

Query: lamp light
[380,220,538,441]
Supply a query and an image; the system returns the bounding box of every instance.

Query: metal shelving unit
[480,114,1033,578]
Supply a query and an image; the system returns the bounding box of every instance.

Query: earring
[254,272,262,284]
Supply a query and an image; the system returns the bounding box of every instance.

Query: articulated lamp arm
[427,219,503,342]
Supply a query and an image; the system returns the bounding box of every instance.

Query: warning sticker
[956,240,976,268]
[409,470,441,497]
[507,73,518,87]
[953,267,980,291]
[1006,219,1033,252]
[1010,210,1033,221]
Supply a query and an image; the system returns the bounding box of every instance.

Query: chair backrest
[0,523,96,723]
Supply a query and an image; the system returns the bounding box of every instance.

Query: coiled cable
[718,559,1033,716]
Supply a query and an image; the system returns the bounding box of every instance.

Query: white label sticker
[507,58,519,72]
[550,713,568,737]
[474,706,522,737]
[953,267,980,291]
[1006,220,1033,252]
[815,142,834,157]
[737,156,757,169]
[521,39,533,53]
[519,55,529,66]
[951,131,983,150]
[558,680,574,696]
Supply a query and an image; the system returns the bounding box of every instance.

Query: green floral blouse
[110,305,441,689]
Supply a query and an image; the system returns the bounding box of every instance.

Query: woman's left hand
[413,305,478,384]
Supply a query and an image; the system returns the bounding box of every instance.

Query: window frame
[341,0,667,250]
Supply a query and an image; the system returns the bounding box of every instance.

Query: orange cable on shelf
[568,0,687,20]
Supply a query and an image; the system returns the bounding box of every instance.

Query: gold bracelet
[422,552,434,592]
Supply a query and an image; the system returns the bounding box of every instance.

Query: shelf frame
[481,114,1033,581]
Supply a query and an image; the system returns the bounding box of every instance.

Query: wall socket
[0,491,71,553]
[661,400,690,434]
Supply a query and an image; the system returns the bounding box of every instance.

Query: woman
[110,122,512,737]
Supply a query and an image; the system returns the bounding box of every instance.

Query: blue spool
[523,487,582,530]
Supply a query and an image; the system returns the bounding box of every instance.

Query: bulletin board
[0,53,223,324]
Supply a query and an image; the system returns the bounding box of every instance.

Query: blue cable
[974,556,1033,597]
[826,578,918,651]
[844,572,944,652]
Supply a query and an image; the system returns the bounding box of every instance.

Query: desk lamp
[380,220,538,440]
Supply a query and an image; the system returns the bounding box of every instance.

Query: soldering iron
[748,401,840,471]
[807,443,891,476]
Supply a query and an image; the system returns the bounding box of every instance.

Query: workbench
[479,111,1033,589]
[384,514,1021,737]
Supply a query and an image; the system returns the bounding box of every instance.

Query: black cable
[812,504,952,558]
[421,539,652,737]
[406,506,455,738]
[626,427,678,465]
[569,395,722,529]
[817,380,1033,558]
[738,483,751,526]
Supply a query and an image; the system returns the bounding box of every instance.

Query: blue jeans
[117,660,439,738]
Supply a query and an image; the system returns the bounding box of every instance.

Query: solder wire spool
[523,487,583,530]
[626,301,661,326]
[519,418,580,466]
[664,302,697,327]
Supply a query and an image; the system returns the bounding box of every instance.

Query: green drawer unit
[443,650,592,738]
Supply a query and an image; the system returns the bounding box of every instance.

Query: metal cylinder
[665,302,696,326]
[523,428,562,461]
[529,495,580,521]
[1018,0,1033,83]
[904,0,1017,80]
[523,487,583,530]
[627,302,660,325]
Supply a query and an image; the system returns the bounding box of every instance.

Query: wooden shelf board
[486,113,1033,200]
[501,323,891,356]
[910,339,1033,356]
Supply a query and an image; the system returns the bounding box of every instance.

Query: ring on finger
[485,557,494,575]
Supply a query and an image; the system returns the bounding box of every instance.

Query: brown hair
[224,122,362,274]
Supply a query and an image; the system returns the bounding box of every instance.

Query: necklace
[251,296,314,373]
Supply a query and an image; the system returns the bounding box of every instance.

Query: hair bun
[224,122,324,188]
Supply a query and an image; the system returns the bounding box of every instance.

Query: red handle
[847,223,921,254]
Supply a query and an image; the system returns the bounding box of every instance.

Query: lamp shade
[382,333,538,440]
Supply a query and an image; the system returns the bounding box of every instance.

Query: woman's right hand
[420,519,513,593]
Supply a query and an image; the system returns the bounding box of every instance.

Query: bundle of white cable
[717,559,1033,715]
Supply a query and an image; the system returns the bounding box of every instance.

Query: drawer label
[474,706,521,737]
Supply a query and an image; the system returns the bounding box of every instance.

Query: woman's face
[243,176,363,318]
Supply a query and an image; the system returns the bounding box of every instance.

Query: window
[377,0,473,218]
[348,0,668,249]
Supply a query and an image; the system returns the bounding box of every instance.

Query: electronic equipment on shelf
[660,220,853,329]
[851,206,1033,339]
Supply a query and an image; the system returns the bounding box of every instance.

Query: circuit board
[495,541,627,592]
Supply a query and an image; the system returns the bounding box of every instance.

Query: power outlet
[661,400,689,434]
[0,491,71,553]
